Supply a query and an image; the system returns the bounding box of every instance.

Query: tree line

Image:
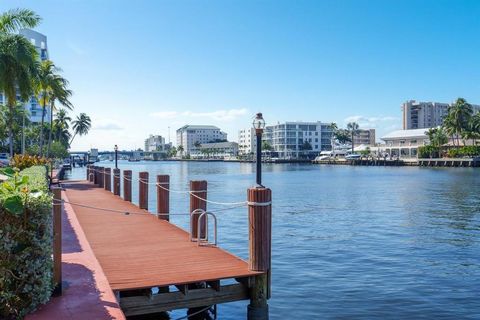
[0,8,92,158]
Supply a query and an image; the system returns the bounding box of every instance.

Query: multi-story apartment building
[354,129,376,146]
[263,121,333,159]
[402,100,480,130]
[144,135,167,152]
[176,125,227,155]
[0,29,50,123]
[238,128,256,155]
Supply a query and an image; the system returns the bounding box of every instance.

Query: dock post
[93,166,98,184]
[104,167,112,191]
[139,172,149,210]
[113,168,121,196]
[124,170,132,202]
[247,187,272,320]
[189,180,207,240]
[156,175,170,221]
[52,187,62,295]
[86,165,90,180]
[98,167,105,188]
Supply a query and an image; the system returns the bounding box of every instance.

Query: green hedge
[418,145,440,158]
[447,146,480,158]
[0,166,53,319]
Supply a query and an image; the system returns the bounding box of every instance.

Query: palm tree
[35,60,58,156]
[0,8,41,156]
[470,113,480,145]
[444,98,473,147]
[54,108,71,140]
[194,141,201,148]
[69,113,91,146]
[347,122,360,153]
[46,75,73,157]
[177,145,184,156]
[329,122,338,153]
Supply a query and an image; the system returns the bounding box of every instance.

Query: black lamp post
[252,113,266,187]
[114,144,118,169]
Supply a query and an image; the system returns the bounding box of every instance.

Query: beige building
[402,100,480,130]
[354,129,375,146]
[380,128,429,158]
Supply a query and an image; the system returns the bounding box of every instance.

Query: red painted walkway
[27,190,125,320]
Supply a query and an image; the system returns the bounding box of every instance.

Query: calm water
[67,161,480,319]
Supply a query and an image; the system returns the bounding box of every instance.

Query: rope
[173,305,213,320]
[87,167,248,206]
[53,199,190,217]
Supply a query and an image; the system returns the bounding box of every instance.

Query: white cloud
[93,120,124,130]
[344,115,398,128]
[150,108,248,121]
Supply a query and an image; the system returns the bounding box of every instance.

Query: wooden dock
[55,166,272,319]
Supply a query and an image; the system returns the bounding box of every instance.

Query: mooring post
[247,187,272,320]
[98,167,105,188]
[93,166,98,184]
[123,170,132,202]
[86,165,90,180]
[52,187,62,295]
[156,175,170,221]
[113,168,121,196]
[139,172,149,210]
[189,180,207,240]
[104,167,112,191]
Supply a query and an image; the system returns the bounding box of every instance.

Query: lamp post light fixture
[114,144,118,169]
[252,112,266,187]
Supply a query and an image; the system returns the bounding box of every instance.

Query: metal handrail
[190,209,206,242]
[197,211,217,247]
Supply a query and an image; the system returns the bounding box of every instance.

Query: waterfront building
[0,29,51,123]
[190,142,239,159]
[21,29,50,123]
[144,135,167,152]
[263,121,334,159]
[176,125,227,155]
[380,128,429,158]
[402,100,480,130]
[354,129,376,146]
[238,128,256,155]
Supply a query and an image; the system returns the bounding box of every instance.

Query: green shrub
[10,154,50,170]
[0,166,53,319]
[418,145,440,158]
[446,146,480,158]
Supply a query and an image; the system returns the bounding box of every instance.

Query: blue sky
[2,0,480,150]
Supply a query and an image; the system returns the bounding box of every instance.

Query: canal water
[67,161,480,319]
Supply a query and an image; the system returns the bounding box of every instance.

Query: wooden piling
[247,187,272,320]
[93,166,98,184]
[124,170,132,202]
[104,167,112,191]
[139,172,149,210]
[52,187,62,295]
[189,180,207,240]
[98,167,105,188]
[113,168,121,196]
[86,165,90,180]
[156,175,170,221]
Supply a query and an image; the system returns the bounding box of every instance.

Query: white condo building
[402,100,480,130]
[0,29,50,123]
[144,135,167,152]
[263,121,334,159]
[238,128,256,155]
[176,125,227,155]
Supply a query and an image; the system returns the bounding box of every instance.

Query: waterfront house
[380,128,429,158]
[190,141,239,159]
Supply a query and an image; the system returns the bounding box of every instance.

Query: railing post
[113,168,121,196]
[156,175,170,221]
[123,170,132,202]
[98,167,105,188]
[52,187,62,296]
[139,172,149,210]
[104,167,111,191]
[247,187,272,320]
[93,166,98,184]
[189,180,207,240]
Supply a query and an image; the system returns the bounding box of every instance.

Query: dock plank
[63,181,259,291]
